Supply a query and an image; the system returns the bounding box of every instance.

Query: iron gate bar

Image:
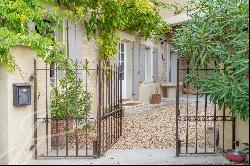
[119,65,122,137]
[36,68,98,71]
[195,65,199,154]
[116,64,118,141]
[55,64,59,157]
[185,62,189,154]
[102,66,105,153]
[204,66,208,153]
[223,105,225,152]
[232,117,236,149]
[66,20,69,157]
[85,60,88,156]
[75,64,79,156]
[112,65,114,145]
[97,61,102,157]
[115,65,119,139]
[34,59,122,159]
[213,103,216,153]
[177,116,233,121]
[45,64,49,156]
[110,65,112,148]
[178,68,215,71]
[115,65,117,142]
[110,65,112,147]
[105,68,108,151]
[65,68,69,157]
[34,60,38,159]
[176,58,180,157]
[176,57,235,157]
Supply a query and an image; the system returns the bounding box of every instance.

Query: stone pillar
[0,46,49,164]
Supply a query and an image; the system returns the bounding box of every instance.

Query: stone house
[1,0,248,164]
[49,0,190,106]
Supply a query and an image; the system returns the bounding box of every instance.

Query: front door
[119,43,127,99]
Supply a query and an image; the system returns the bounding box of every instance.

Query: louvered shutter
[139,44,146,83]
[68,22,82,62]
[75,23,83,63]
[68,22,76,61]
[132,42,140,100]
[153,47,159,82]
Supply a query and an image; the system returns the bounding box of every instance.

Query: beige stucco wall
[215,108,249,152]
[218,116,249,151]
[139,83,164,104]
[0,65,9,164]
[158,0,189,19]
[235,118,249,150]
[82,36,100,118]
[0,46,48,164]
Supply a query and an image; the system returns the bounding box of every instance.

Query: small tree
[50,61,92,121]
[172,0,249,120]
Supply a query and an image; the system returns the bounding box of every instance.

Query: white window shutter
[68,21,76,61]
[139,44,146,83]
[75,24,83,63]
[68,22,83,63]
[132,42,140,100]
[153,47,159,82]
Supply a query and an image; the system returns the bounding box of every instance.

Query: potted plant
[225,141,247,163]
[151,86,161,104]
[50,63,92,147]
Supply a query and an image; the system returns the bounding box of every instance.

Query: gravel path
[112,103,216,150]
[57,103,218,152]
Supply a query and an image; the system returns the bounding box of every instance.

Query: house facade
[52,0,189,106]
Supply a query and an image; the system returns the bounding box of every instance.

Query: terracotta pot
[225,149,246,163]
[51,119,75,147]
[151,94,161,104]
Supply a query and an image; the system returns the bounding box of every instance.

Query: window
[145,47,153,82]
[119,43,125,80]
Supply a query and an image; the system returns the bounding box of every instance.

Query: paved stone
[24,149,231,165]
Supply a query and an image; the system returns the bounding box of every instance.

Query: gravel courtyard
[29,103,233,165]
[112,103,217,151]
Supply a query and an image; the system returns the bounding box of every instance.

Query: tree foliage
[172,0,249,120]
[0,0,174,70]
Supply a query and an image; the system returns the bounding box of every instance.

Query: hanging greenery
[172,0,249,120]
[0,0,174,70]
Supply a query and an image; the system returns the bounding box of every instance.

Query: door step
[122,100,143,110]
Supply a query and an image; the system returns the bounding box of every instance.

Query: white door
[119,43,127,99]
[170,51,177,82]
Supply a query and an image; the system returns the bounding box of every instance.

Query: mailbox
[13,83,31,106]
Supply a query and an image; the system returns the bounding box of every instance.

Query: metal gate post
[33,59,38,159]
[176,58,180,157]
[97,60,102,157]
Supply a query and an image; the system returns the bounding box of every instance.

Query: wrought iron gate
[33,59,122,159]
[176,58,235,156]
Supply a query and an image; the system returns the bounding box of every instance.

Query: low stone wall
[138,83,164,104]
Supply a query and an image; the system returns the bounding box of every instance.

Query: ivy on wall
[0,0,177,71]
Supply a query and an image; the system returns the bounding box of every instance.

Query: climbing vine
[0,0,175,70]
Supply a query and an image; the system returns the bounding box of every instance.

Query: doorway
[119,43,127,99]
